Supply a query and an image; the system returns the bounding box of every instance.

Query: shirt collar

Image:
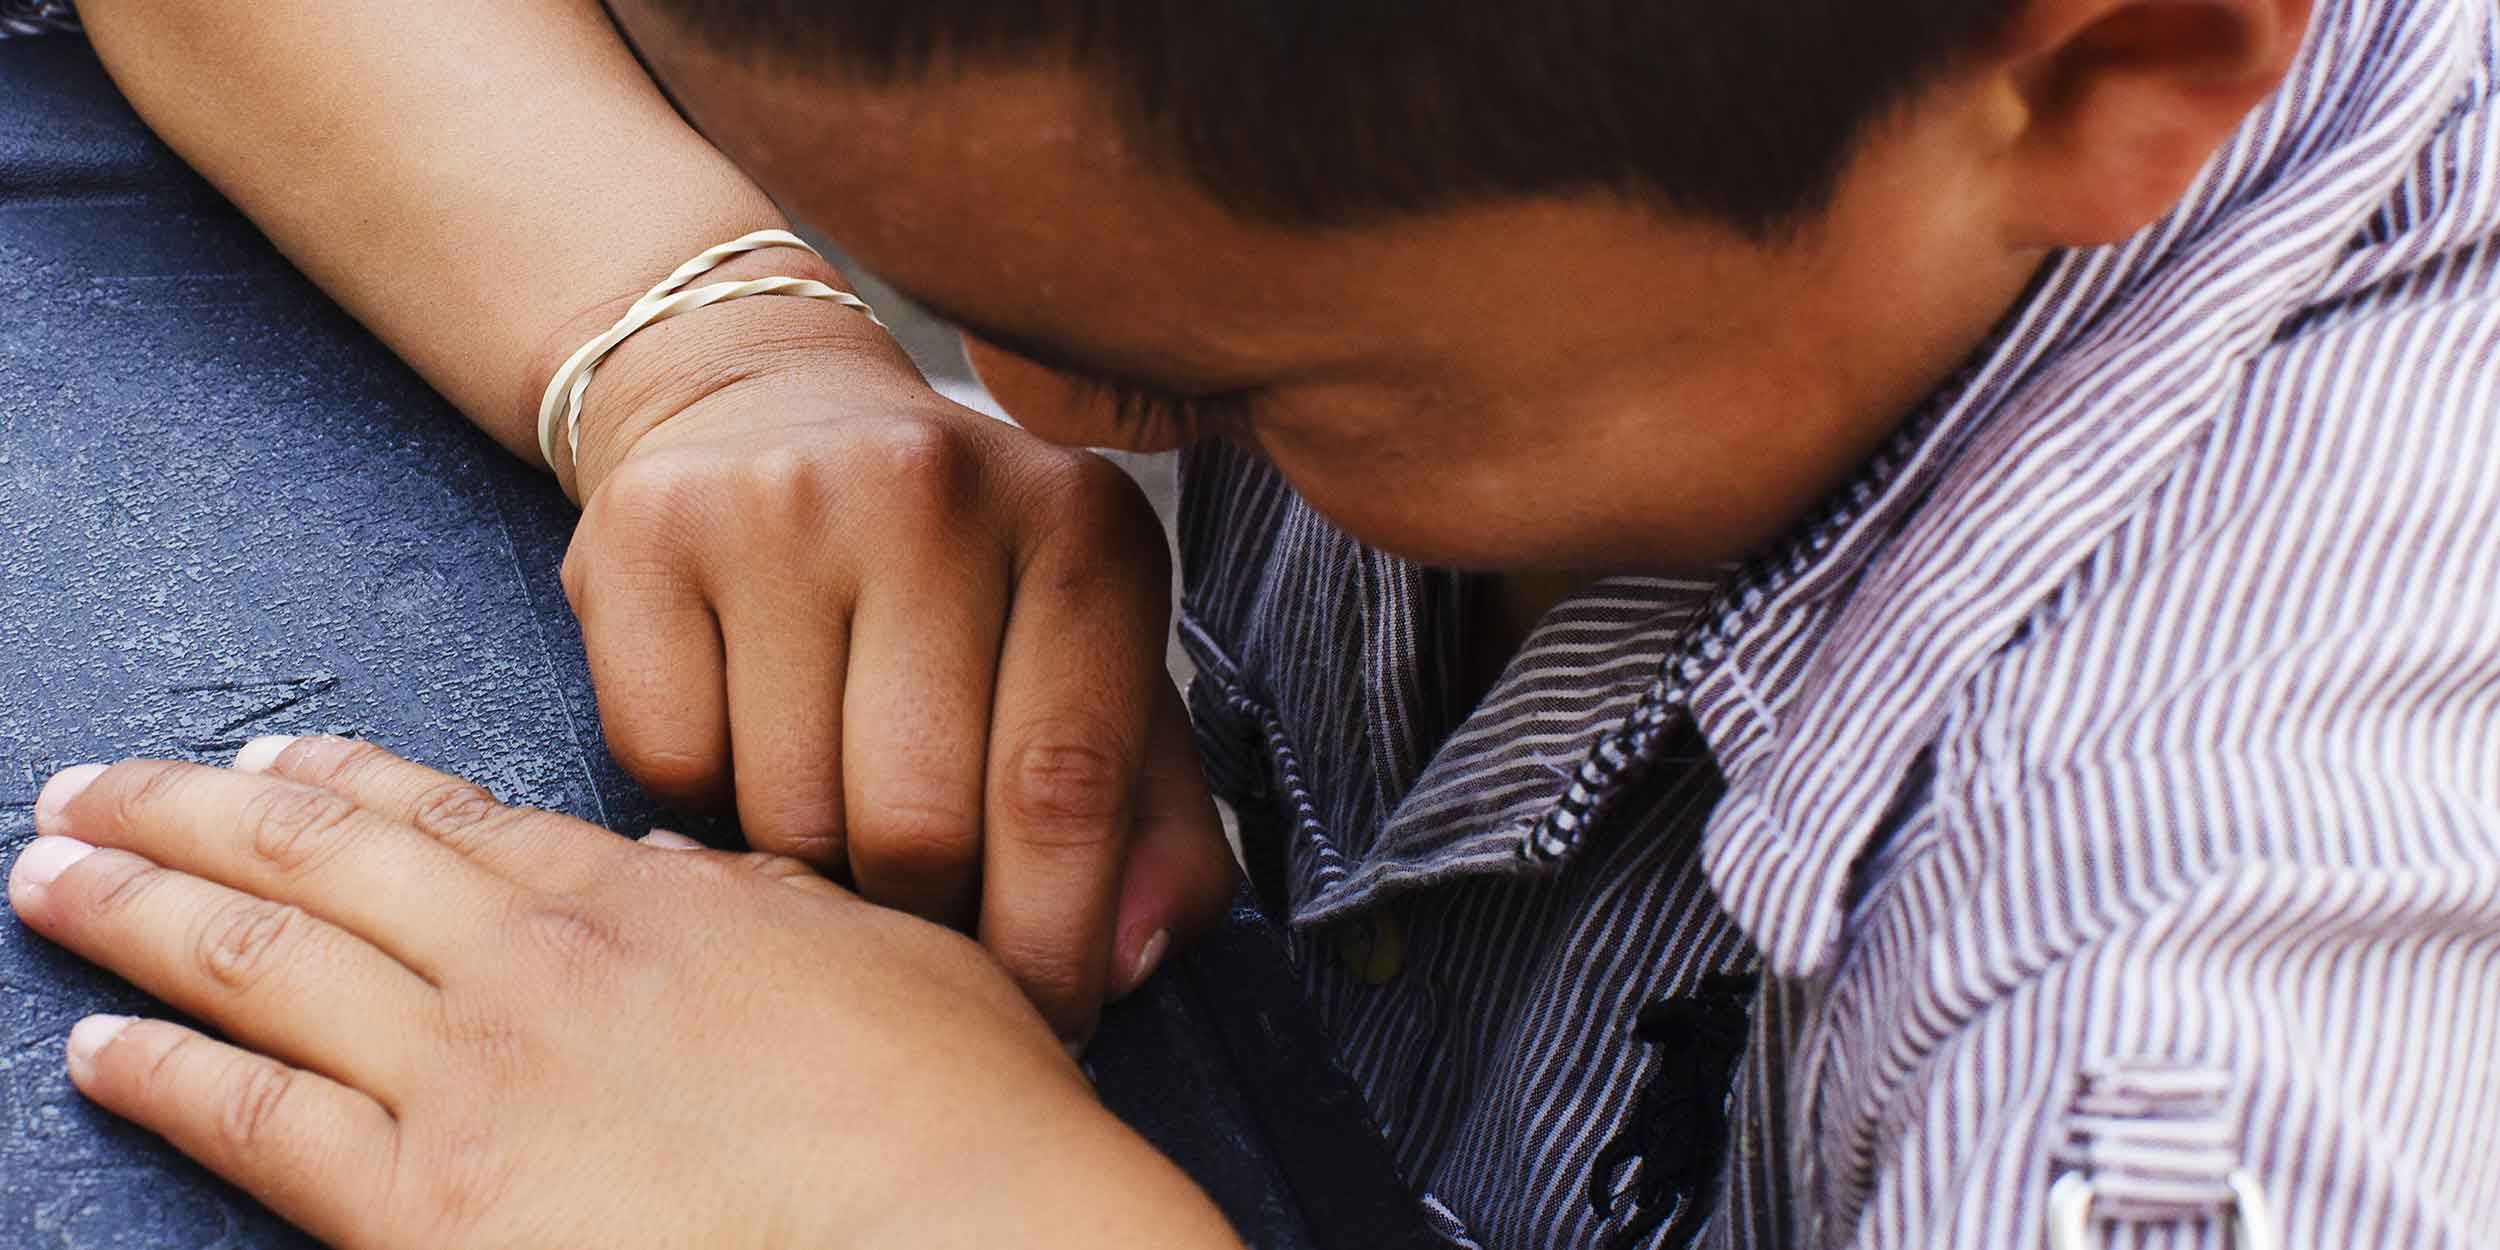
[1284,571,1718,927]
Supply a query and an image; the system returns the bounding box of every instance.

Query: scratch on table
[165,673,340,736]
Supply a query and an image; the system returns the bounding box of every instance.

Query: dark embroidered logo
[1589,973,1758,1250]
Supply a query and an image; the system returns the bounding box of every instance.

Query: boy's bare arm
[74,0,863,470]
[73,0,1241,1045]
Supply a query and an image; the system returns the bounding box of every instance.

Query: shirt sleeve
[1822,781,2500,1250]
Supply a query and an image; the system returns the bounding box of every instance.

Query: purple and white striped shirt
[0,1,73,39]
[1179,0,2500,1246]
[23,0,2493,1243]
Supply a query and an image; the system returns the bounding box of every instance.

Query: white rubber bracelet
[534,228,883,471]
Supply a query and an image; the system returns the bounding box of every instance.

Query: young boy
[11,0,2499,1246]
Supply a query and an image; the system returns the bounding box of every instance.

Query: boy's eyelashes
[944,315,1257,444]
[1087,375,1254,445]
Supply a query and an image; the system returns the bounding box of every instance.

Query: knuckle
[93,761,189,833]
[1041,451,1152,528]
[998,730,1130,837]
[429,804,553,862]
[606,733,723,805]
[136,1028,194,1095]
[215,1054,300,1155]
[505,898,634,974]
[552,540,595,612]
[858,791,980,870]
[407,779,502,838]
[866,419,980,518]
[592,453,709,531]
[731,444,826,511]
[738,773,846,856]
[243,786,362,876]
[199,899,306,992]
[750,825,844,867]
[558,544,588,607]
[274,735,379,788]
[77,854,165,923]
[995,938,1098,1024]
[1045,447,1135,503]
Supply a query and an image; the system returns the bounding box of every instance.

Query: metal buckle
[2048,1170,2278,1250]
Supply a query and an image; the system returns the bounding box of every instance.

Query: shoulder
[1836,270,2500,996]
[1952,264,2500,868]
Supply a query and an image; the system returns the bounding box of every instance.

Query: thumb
[1108,686,1239,999]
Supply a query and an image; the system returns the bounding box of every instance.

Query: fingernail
[231,735,298,774]
[32,764,107,830]
[1120,929,1171,997]
[11,834,97,891]
[640,829,703,850]
[65,1014,136,1083]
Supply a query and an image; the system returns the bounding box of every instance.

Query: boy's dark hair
[651,1,2013,237]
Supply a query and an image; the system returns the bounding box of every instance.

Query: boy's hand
[7,743,1241,1250]
[552,311,1236,1044]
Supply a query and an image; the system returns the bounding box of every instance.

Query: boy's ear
[1987,0,2314,247]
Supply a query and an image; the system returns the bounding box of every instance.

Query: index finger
[35,758,511,974]
[235,735,631,895]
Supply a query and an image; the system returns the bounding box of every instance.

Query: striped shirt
[0,2,73,39]
[1179,0,2500,1246]
[21,0,2498,1245]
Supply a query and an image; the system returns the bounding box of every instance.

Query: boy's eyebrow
[878,280,1221,397]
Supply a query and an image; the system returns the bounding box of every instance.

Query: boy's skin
[7,0,2317,1245]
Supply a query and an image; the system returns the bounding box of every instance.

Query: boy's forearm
[75,0,887,481]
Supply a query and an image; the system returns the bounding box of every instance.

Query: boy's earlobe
[1989,0,2315,247]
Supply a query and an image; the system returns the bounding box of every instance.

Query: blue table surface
[0,35,1432,1250]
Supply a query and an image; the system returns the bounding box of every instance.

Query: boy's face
[617,7,2049,573]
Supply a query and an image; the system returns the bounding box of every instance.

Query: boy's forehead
[628,10,1635,386]
[613,0,1847,429]
[629,11,1177,225]
[643,29,1299,331]
[624,6,1574,281]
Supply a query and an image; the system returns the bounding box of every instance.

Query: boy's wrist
[523,242,914,503]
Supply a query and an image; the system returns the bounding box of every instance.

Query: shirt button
[1334,909,1405,985]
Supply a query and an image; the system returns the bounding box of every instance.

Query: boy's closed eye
[1084,375,1256,449]
[959,325,1265,452]
[880,279,1265,452]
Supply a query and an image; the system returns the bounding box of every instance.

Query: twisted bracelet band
[535,228,884,471]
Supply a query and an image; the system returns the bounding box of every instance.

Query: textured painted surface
[0,37,1431,1250]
